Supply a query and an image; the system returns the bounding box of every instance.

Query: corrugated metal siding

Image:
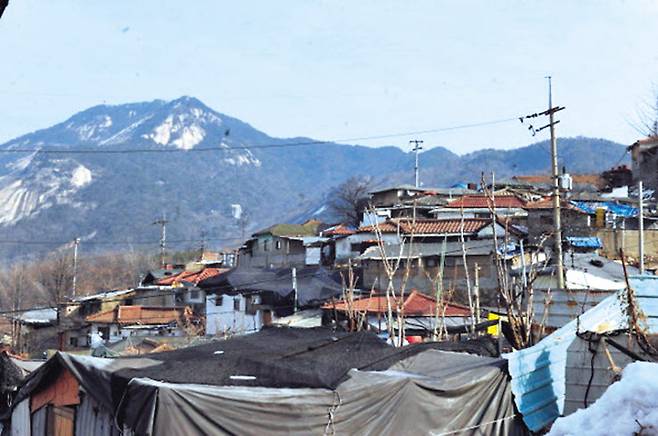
[31,406,47,436]
[533,289,615,329]
[563,336,649,416]
[505,293,626,432]
[11,399,30,436]
[633,275,658,332]
[506,275,658,432]
[75,392,119,436]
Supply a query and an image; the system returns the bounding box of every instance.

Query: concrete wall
[597,228,658,258]
[527,209,593,244]
[361,254,499,305]
[242,236,307,268]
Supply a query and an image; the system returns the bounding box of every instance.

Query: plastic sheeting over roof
[505,275,658,432]
[571,200,638,218]
[565,236,602,249]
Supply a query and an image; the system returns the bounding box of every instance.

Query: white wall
[205,294,263,336]
[335,233,401,260]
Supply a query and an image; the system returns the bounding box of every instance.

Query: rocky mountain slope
[0,97,629,259]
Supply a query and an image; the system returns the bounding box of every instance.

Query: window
[233,298,241,311]
[263,240,269,251]
[245,295,257,315]
[275,240,282,250]
[350,243,361,253]
[425,258,437,268]
[189,290,200,300]
[69,337,78,347]
[98,326,110,341]
[215,295,223,306]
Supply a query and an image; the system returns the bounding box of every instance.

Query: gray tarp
[119,350,526,436]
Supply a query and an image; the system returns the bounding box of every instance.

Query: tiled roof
[524,197,584,212]
[445,195,527,209]
[157,267,228,286]
[359,218,490,235]
[86,306,183,325]
[323,290,471,317]
[321,224,356,237]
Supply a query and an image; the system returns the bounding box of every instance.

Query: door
[47,406,75,436]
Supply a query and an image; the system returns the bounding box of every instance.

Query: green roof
[253,221,321,237]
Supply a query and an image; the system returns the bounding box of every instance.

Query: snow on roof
[14,308,57,325]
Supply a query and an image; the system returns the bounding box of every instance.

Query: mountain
[0,97,629,259]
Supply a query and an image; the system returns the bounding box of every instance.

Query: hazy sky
[2,1,658,153]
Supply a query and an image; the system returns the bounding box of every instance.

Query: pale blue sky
[2,1,658,152]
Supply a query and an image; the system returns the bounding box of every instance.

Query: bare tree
[0,263,33,349]
[328,176,373,227]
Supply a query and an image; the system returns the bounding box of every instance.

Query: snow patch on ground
[71,165,92,188]
[72,115,113,141]
[548,362,658,436]
[172,124,205,150]
[222,149,261,167]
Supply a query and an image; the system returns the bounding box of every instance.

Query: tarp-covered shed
[5,327,528,435]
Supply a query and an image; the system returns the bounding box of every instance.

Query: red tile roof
[156,268,228,286]
[323,290,471,317]
[86,306,183,325]
[445,195,526,209]
[359,218,490,235]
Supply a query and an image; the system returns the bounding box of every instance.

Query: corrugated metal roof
[532,288,615,330]
[505,275,658,432]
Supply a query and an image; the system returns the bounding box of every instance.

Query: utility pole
[72,237,80,297]
[520,78,566,289]
[547,77,565,289]
[153,216,168,268]
[292,267,298,312]
[410,139,424,188]
[639,181,645,274]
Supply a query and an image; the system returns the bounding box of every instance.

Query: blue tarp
[565,236,602,249]
[571,201,638,218]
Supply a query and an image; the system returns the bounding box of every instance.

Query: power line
[0,116,520,155]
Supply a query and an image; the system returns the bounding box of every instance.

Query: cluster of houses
[0,139,657,434]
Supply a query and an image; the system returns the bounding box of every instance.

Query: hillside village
[5,1,658,434]
[0,133,656,434]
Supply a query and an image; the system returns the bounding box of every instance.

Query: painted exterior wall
[335,233,401,261]
[205,294,264,336]
[631,141,658,191]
